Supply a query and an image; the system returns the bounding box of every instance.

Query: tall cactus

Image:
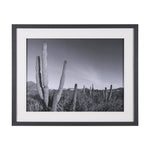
[42,43,49,107]
[36,43,49,107]
[91,84,94,97]
[104,85,112,101]
[52,60,67,111]
[92,84,94,92]
[107,85,112,101]
[36,56,43,99]
[89,86,92,96]
[83,85,85,94]
[104,87,107,101]
[73,84,77,111]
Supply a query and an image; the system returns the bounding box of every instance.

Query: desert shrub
[26,94,48,111]
[27,86,124,112]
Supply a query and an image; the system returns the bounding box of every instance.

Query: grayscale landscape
[26,39,124,111]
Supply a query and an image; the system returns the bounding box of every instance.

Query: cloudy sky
[27,39,124,90]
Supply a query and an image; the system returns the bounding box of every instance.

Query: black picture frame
[12,24,138,126]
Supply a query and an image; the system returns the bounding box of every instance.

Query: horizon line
[27,80,124,90]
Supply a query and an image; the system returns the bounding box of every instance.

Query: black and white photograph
[12,24,138,126]
[26,39,124,112]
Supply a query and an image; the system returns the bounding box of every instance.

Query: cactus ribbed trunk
[103,85,112,102]
[91,84,94,98]
[73,84,77,111]
[35,43,49,107]
[36,56,43,99]
[104,87,107,101]
[107,85,112,101]
[92,84,94,97]
[40,55,43,87]
[52,60,67,111]
[92,84,94,92]
[42,43,49,107]
[89,86,92,96]
[83,85,85,94]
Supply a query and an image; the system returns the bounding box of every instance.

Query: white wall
[0,0,149,150]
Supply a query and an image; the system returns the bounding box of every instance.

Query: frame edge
[12,25,17,126]
[11,24,138,126]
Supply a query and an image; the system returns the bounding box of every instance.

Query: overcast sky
[27,39,124,89]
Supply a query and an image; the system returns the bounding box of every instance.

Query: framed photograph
[12,24,138,126]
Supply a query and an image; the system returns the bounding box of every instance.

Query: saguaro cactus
[104,85,112,101]
[107,85,112,101]
[91,84,94,97]
[36,56,43,99]
[104,87,107,101]
[89,86,92,96]
[83,85,85,94]
[52,60,67,111]
[73,84,78,111]
[42,43,49,107]
[92,84,94,92]
[36,43,49,107]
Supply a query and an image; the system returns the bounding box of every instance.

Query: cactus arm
[58,60,67,90]
[83,85,85,94]
[40,54,43,87]
[92,84,94,91]
[36,56,44,99]
[104,87,107,101]
[89,86,92,96]
[107,85,112,101]
[73,84,77,111]
[52,60,67,111]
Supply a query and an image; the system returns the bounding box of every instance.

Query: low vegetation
[26,81,124,112]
